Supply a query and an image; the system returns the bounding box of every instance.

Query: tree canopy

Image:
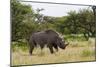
[11,0,96,42]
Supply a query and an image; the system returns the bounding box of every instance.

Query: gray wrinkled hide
[28,30,67,55]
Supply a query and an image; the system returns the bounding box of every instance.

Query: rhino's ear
[45,30,51,33]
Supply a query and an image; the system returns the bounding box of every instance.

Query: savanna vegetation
[11,0,96,66]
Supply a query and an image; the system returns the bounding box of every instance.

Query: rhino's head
[56,37,69,49]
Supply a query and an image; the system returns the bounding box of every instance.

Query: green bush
[11,41,28,52]
[64,34,87,41]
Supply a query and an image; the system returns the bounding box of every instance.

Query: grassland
[11,38,96,66]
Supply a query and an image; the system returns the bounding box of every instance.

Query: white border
[0,0,98,67]
[0,0,10,67]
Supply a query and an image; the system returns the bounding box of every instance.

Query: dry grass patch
[11,39,96,66]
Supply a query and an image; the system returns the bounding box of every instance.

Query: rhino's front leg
[48,45,54,54]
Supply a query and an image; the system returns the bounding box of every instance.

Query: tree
[63,9,96,40]
[64,11,79,34]
[53,16,67,34]
[78,9,96,39]
[34,8,44,23]
[11,0,35,41]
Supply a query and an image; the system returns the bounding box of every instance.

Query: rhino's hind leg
[29,46,34,55]
[40,44,45,50]
[39,44,45,56]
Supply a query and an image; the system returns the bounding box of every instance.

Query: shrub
[11,41,28,52]
[64,34,87,41]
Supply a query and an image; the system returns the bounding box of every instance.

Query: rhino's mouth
[59,44,66,49]
[61,42,69,49]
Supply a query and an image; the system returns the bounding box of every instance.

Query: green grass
[64,34,87,41]
[12,42,28,52]
[81,49,95,57]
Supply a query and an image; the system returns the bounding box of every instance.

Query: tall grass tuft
[81,49,95,57]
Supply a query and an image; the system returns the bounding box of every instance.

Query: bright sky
[21,0,95,17]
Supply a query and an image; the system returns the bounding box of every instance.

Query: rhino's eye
[62,39,65,43]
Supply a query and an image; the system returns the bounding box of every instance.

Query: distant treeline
[11,0,96,43]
